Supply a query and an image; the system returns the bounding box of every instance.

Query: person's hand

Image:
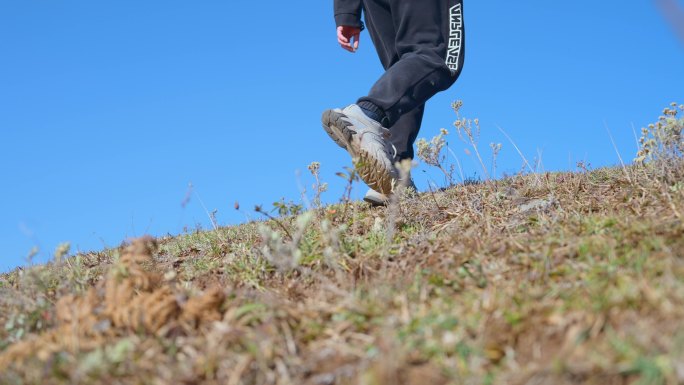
[337,25,361,53]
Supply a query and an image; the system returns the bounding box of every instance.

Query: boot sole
[322,110,395,195]
[363,191,389,207]
[321,110,347,150]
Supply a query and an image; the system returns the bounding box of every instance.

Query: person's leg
[390,104,424,162]
[362,0,397,71]
[359,0,465,127]
[320,0,462,196]
[363,0,425,163]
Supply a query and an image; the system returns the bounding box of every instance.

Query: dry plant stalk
[0,237,226,370]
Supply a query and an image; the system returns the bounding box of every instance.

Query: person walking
[322,0,465,205]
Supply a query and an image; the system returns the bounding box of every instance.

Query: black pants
[360,0,465,161]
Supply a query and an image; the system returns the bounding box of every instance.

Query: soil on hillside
[1,161,683,385]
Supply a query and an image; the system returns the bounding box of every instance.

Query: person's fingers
[338,32,351,50]
[338,38,352,50]
[337,26,359,53]
[340,43,354,52]
[337,27,349,43]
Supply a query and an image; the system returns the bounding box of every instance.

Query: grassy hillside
[1,105,683,385]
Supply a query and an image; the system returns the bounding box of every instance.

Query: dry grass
[1,158,683,385]
[1,105,683,385]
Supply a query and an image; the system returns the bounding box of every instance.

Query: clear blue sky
[1,1,683,272]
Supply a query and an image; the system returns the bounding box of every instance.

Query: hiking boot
[363,177,417,206]
[322,104,398,195]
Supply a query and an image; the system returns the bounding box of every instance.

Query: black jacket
[334,0,363,28]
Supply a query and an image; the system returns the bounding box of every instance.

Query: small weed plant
[636,103,684,163]
[416,100,503,187]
